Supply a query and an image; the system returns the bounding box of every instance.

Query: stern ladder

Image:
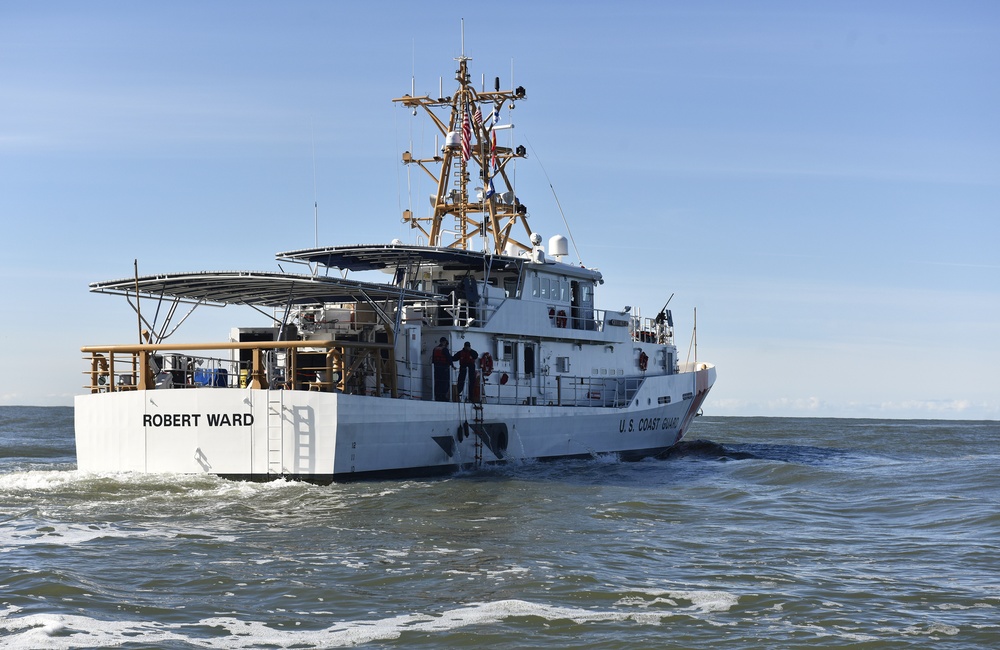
[473,402,484,466]
[266,391,284,476]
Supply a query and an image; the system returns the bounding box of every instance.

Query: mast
[394,56,530,255]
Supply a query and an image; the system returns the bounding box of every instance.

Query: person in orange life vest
[431,337,454,402]
[453,341,479,401]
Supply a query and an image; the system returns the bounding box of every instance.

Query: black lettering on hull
[143,413,253,427]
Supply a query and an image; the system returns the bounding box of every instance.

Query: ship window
[504,277,518,298]
[531,273,539,297]
[556,357,570,373]
[523,344,535,376]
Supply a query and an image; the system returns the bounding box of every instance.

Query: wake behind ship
[74,50,716,481]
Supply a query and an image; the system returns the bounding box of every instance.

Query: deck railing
[473,374,643,408]
[83,341,647,409]
[431,296,671,345]
[81,340,395,396]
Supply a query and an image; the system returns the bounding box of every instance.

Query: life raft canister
[479,351,494,377]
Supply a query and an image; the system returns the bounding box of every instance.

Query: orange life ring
[479,351,494,377]
[638,351,649,372]
[556,309,568,328]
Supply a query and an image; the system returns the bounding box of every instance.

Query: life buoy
[638,351,649,372]
[556,309,568,328]
[479,351,494,377]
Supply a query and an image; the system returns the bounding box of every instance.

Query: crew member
[431,337,454,402]
[453,341,479,402]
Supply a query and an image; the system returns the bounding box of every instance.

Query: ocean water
[0,406,997,648]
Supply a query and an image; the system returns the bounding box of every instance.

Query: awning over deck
[276,243,603,281]
[276,244,524,273]
[89,270,446,307]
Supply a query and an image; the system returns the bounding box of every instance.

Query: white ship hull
[75,366,714,481]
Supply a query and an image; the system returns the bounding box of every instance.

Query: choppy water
[1,406,998,648]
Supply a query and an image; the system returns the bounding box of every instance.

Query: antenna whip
[523,136,583,265]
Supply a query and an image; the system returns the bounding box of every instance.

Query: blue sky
[2,1,998,419]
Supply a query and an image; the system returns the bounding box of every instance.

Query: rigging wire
[394,104,404,240]
[311,119,319,248]
[395,40,416,243]
[509,59,516,213]
[684,307,698,367]
[133,259,143,345]
[522,136,583,266]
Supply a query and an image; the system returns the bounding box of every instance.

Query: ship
[74,51,716,482]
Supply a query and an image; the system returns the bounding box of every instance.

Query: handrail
[82,339,395,394]
[81,340,392,353]
[475,374,644,408]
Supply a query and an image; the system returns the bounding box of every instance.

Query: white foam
[615,588,740,614]
[935,602,995,610]
[831,627,879,642]
[357,488,398,498]
[0,470,84,492]
[670,590,739,613]
[0,597,718,648]
[900,622,961,637]
[0,521,237,548]
[427,546,460,555]
[484,566,531,579]
[616,595,678,607]
[0,468,301,502]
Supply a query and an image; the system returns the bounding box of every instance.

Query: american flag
[474,106,483,127]
[461,103,471,161]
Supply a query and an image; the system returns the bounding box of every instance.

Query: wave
[0,592,739,648]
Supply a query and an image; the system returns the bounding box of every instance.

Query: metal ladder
[266,391,283,476]
[473,402,484,466]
